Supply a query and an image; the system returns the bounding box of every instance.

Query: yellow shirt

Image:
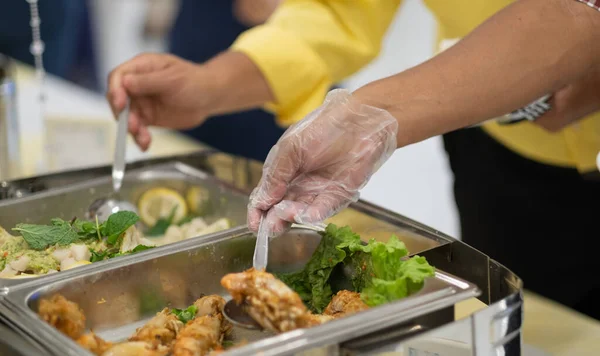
[231,0,600,173]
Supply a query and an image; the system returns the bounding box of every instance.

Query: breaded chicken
[101,342,169,356]
[324,290,369,318]
[77,332,113,355]
[128,308,184,347]
[38,294,86,339]
[172,295,231,356]
[221,268,319,333]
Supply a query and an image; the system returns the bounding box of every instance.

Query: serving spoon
[223,214,269,329]
[88,99,137,221]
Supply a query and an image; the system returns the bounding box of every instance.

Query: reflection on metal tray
[0,304,51,356]
[1,226,479,356]
[0,161,250,286]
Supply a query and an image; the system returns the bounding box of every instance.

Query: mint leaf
[104,211,139,245]
[172,304,198,324]
[145,206,178,237]
[89,249,108,262]
[13,224,79,250]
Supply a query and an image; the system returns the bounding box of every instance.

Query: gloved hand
[247,89,399,236]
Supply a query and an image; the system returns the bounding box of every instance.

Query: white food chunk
[52,248,73,262]
[60,257,77,271]
[162,225,184,244]
[120,226,156,253]
[180,217,209,239]
[70,244,91,262]
[0,265,17,277]
[9,255,30,272]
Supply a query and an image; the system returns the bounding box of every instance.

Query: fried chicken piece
[38,294,86,339]
[172,295,231,356]
[101,342,169,356]
[324,290,369,318]
[221,268,315,333]
[128,308,184,347]
[77,332,113,355]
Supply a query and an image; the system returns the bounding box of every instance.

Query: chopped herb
[89,245,154,262]
[177,215,195,226]
[104,211,139,245]
[89,249,108,262]
[222,340,235,349]
[172,304,198,324]
[145,206,178,237]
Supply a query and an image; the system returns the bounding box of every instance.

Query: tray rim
[1,226,480,356]
[0,161,249,209]
[0,161,251,286]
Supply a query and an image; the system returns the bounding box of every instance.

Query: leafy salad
[278,224,436,313]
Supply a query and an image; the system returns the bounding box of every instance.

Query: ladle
[88,99,137,221]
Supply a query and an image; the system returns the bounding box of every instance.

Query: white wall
[90,0,460,238]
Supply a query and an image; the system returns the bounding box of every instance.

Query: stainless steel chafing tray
[0,226,479,356]
[0,161,250,286]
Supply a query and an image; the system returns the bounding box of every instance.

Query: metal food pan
[1,226,480,356]
[0,161,249,286]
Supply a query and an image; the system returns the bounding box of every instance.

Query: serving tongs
[88,99,137,220]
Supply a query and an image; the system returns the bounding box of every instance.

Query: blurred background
[0,0,458,237]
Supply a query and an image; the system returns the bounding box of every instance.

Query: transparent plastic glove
[247,88,398,236]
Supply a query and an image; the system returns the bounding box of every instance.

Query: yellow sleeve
[230,0,403,126]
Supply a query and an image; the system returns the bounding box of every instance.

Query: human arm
[107,0,402,149]
[248,0,600,234]
[352,0,600,147]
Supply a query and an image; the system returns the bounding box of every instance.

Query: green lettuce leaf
[278,224,435,312]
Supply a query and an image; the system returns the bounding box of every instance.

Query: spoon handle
[253,214,269,271]
[112,99,130,193]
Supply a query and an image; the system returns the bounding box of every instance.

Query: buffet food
[37,225,436,354]
[0,187,232,279]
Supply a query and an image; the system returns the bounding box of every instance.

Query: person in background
[0,0,88,82]
[142,0,287,161]
[107,0,600,320]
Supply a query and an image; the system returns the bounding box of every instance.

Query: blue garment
[169,0,286,162]
[0,0,86,79]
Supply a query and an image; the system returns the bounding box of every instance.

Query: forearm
[201,51,275,116]
[353,0,600,148]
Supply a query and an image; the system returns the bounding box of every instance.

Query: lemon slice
[185,186,211,215]
[138,187,188,226]
[63,260,92,271]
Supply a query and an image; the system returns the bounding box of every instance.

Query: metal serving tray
[1,226,480,356]
[0,161,249,286]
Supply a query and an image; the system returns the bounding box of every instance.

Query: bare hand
[106,53,216,151]
[535,67,600,132]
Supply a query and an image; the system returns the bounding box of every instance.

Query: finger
[136,124,152,152]
[272,193,316,222]
[106,53,169,115]
[249,142,301,210]
[123,71,171,96]
[247,203,263,232]
[263,209,292,238]
[127,110,152,151]
[297,190,359,225]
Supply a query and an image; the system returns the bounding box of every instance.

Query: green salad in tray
[279,224,436,311]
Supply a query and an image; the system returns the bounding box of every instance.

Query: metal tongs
[87,99,137,220]
[223,214,269,329]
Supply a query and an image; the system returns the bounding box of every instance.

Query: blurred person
[107,0,600,320]
[168,0,285,161]
[0,0,87,81]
